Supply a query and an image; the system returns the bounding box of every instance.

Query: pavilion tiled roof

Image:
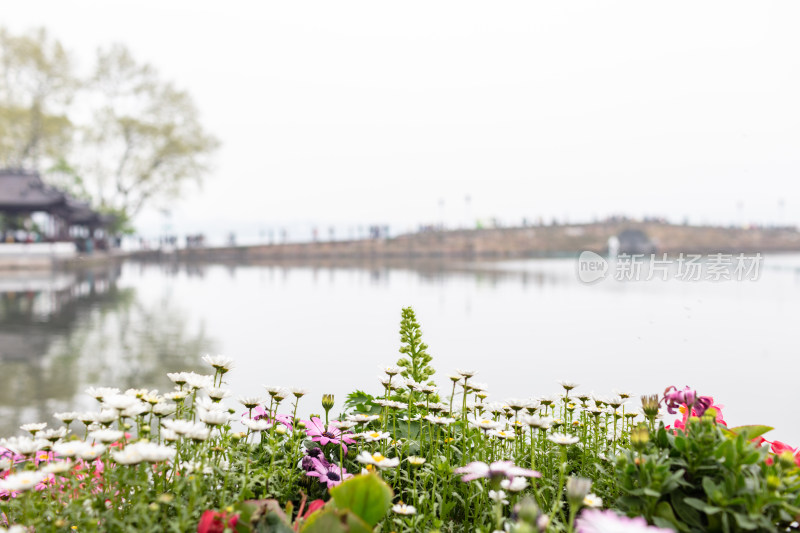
[0,169,67,211]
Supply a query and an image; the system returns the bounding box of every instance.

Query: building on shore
[0,169,115,267]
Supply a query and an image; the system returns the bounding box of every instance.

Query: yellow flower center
[373,453,386,462]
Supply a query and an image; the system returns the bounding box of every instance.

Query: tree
[0,28,219,228]
[0,27,77,169]
[76,44,219,220]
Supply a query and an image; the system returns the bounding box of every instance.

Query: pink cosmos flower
[251,408,294,430]
[305,457,352,489]
[454,460,541,482]
[303,417,355,454]
[576,509,673,533]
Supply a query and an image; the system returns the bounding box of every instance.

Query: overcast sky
[5,1,800,240]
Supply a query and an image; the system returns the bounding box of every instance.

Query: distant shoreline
[138,221,800,264]
[2,221,799,270]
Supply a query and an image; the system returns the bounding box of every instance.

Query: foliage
[1,309,799,533]
[78,43,219,218]
[615,412,800,532]
[0,27,219,224]
[0,27,76,169]
[329,474,393,526]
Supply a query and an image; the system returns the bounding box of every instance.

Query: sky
[4,1,800,242]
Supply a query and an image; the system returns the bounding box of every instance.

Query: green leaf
[670,493,704,529]
[300,508,372,533]
[329,474,393,526]
[652,515,681,532]
[732,512,758,530]
[684,497,722,515]
[654,501,687,532]
[723,425,773,441]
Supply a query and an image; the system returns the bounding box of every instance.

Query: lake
[1,254,799,444]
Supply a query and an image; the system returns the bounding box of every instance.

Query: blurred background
[1,2,798,442]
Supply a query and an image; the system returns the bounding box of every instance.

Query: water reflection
[2,256,799,444]
[0,266,215,436]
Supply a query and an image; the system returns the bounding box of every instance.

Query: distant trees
[0,28,76,170]
[0,27,219,230]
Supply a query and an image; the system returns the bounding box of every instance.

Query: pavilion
[0,168,113,250]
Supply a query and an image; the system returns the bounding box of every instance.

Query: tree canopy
[0,27,219,230]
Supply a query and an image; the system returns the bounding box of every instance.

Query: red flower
[198,510,239,533]
[770,440,797,455]
[303,499,325,519]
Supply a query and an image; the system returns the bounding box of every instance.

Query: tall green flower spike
[396,307,435,385]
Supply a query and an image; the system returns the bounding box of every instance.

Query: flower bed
[1,307,799,532]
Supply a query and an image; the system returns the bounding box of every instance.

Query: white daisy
[346,414,380,424]
[53,440,92,458]
[0,471,48,492]
[238,396,266,409]
[184,372,215,391]
[470,419,501,431]
[76,444,106,461]
[167,372,190,386]
[86,387,120,401]
[122,402,150,418]
[205,387,231,401]
[161,419,207,436]
[392,503,416,515]
[94,410,118,425]
[500,476,529,492]
[359,430,391,442]
[53,412,80,424]
[41,460,73,474]
[488,489,509,504]
[103,394,139,412]
[164,391,189,402]
[355,451,400,469]
[200,410,232,426]
[161,429,179,442]
[39,428,68,442]
[202,354,235,372]
[547,433,579,446]
[0,437,48,456]
[583,493,603,508]
[243,418,272,432]
[558,380,579,391]
[487,429,515,441]
[89,429,124,444]
[20,423,47,435]
[152,403,177,417]
[423,415,455,425]
[383,366,401,376]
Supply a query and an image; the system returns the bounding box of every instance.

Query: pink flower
[305,458,352,489]
[303,417,355,454]
[770,440,797,455]
[662,386,713,417]
[251,408,294,430]
[577,509,673,533]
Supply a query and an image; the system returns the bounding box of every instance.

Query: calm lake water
[2,255,799,443]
